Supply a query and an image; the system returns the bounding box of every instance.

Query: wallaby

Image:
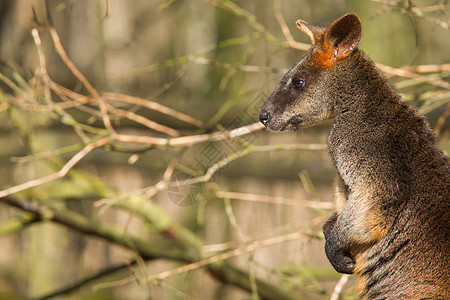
[259,13,450,299]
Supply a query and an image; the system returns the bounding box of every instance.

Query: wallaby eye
[292,79,305,89]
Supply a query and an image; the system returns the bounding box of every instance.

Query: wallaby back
[259,13,450,299]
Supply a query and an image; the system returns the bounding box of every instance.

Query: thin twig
[48,82,204,130]
[205,0,282,46]
[102,92,204,128]
[33,260,138,300]
[216,191,333,210]
[114,122,265,147]
[97,142,326,212]
[181,142,327,187]
[43,27,97,97]
[105,103,180,137]
[119,151,185,233]
[32,28,92,142]
[434,101,450,135]
[41,26,115,132]
[273,0,310,51]
[92,276,136,291]
[400,63,450,73]
[145,231,308,283]
[223,196,259,300]
[0,137,111,198]
[330,274,349,300]
[11,142,86,164]
[0,72,20,92]
[376,63,450,90]
[153,281,197,300]
[370,0,450,29]
[202,214,327,254]
[103,0,111,19]
[189,56,283,74]
[31,29,52,105]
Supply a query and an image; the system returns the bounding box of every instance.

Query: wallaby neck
[327,50,411,210]
[327,49,448,203]
[331,50,401,122]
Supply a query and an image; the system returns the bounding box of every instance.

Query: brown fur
[259,13,450,299]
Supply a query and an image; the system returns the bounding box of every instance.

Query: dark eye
[292,79,305,89]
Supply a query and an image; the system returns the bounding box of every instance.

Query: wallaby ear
[315,13,362,69]
[296,19,326,44]
[323,13,361,57]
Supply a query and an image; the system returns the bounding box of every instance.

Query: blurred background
[0,0,448,299]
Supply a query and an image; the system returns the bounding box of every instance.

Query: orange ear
[314,13,362,69]
[296,19,326,44]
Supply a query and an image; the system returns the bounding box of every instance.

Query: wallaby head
[259,13,361,130]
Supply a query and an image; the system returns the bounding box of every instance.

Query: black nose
[259,110,270,126]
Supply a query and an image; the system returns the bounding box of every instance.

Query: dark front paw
[323,213,355,274]
[325,248,355,274]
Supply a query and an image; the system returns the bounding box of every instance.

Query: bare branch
[146,231,308,282]
[105,103,180,137]
[376,63,450,90]
[102,92,204,128]
[33,260,138,300]
[215,191,334,210]
[0,137,110,198]
[40,26,115,132]
[273,0,310,51]
[330,275,349,300]
[400,63,450,73]
[114,122,265,147]
[434,101,450,135]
